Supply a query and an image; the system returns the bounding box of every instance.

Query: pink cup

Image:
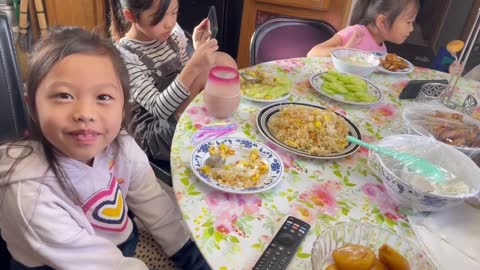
[203,66,240,119]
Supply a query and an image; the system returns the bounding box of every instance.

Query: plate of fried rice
[256,103,361,159]
[190,137,284,194]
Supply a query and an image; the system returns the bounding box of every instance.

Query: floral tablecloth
[171,57,480,270]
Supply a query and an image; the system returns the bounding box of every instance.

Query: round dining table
[170,57,480,270]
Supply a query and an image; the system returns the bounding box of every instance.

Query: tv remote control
[253,216,311,270]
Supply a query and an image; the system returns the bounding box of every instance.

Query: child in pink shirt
[308,0,419,57]
[336,24,387,53]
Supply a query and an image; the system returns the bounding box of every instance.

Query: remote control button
[277,233,295,245]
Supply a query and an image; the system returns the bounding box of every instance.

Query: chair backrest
[250,17,336,65]
[0,11,28,267]
[0,11,28,142]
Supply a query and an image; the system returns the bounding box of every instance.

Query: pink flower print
[294,80,311,96]
[357,135,375,156]
[391,80,409,96]
[414,66,431,75]
[342,154,358,166]
[265,142,295,169]
[298,181,341,216]
[329,105,347,116]
[362,183,401,221]
[369,104,398,125]
[275,59,305,71]
[187,105,212,128]
[175,191,183,202]
[290,204,315,224]
[205,192,262,235]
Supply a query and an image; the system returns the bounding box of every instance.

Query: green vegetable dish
[240,69,291,101]
[310,70,382,105]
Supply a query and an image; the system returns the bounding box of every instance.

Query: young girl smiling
[0,27,209,270]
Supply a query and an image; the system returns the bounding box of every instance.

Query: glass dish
[311,222,435,270]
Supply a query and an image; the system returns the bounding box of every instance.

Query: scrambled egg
[200,145,269,188]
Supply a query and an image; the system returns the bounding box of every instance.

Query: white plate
[374,52,415,75]
[242,92,291,103]
[309,71,383,105]
[256,102,362,159]
[190,137,284,194]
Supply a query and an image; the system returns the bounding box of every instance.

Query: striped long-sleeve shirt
[117,24,191,120]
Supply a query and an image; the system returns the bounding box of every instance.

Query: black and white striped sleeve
[123,58,190,120]
[173,24,191,67]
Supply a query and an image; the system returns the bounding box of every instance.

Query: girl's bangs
[149,0,170,26]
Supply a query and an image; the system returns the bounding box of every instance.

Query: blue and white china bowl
[375,135,480,212]
[190,137,284,194]
[331,48,379,77]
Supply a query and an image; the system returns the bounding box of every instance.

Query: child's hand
[188,38,219,74]
[192,19,210,49]
[449,60,464,76]
[344,29,363,49]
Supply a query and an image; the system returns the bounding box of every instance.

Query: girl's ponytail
[350,0,371,25]
[109,0,129,42]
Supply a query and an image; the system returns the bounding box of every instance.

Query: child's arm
[124,137,210,268]
[0,183,149,270]
[124,137,190,257]
[122,54,191,120]
[307,27,363,57]
[307,35,344,57]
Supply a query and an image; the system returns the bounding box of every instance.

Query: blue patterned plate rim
[190,137,284,194]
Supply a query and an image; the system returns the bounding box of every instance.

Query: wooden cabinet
[44,0,107,35]
[237,0,352,67]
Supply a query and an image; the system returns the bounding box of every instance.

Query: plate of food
[377,53,414,74]
[240,69,292,102]
[256,102,361,159]
[190,137,284,194]
[310,70,383,105]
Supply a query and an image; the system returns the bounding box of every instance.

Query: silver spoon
[240,72,261,84]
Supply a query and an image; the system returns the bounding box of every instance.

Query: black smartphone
[208,5,218,38]
[399,79,449,99]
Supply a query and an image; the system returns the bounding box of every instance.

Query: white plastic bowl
[311,222,434,270]
[375,135,480,212]
[331,48,379,77]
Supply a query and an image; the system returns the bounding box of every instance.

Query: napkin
[408,203,480,270]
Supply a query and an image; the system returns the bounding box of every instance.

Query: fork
[240,72,261,84]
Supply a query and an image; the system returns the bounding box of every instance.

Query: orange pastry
[325,264,340,270]
[332,244,376,270]
[379,244,410,270]
[370,258,387,270]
